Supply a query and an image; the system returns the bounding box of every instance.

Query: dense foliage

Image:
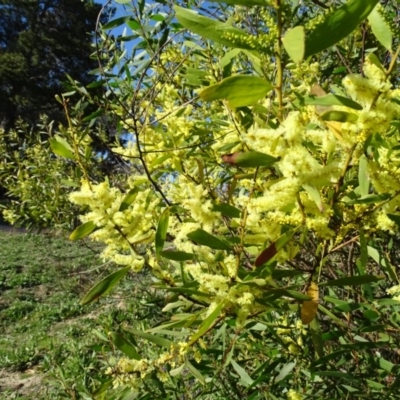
[4,0,400,399]
[0,0,110,130]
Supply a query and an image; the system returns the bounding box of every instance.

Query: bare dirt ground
[0,368,44,398]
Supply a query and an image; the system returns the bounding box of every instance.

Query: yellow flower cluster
[69,178,159,270]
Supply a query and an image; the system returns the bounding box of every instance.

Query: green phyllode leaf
[304,0,379,58]
[110,332,141,360]
[282,26,305,63]
[69,221,96,241]
[319,275,384,287]
[175,5,254,50]
[368,4,393,51]
[80,266,131,305]
[187,229,232,250]
[155,208,170,257]
[200,75,273,108]
[222,151,278,168]
[49,135,75,160]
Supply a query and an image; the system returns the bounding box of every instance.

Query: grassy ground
[0,230,157,399]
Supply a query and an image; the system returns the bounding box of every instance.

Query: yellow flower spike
[301,281,319,325]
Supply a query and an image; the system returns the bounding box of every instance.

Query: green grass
[0,230,158,399]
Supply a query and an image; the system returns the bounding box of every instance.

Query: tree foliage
[0,0,110,129]
[4,0,400,398]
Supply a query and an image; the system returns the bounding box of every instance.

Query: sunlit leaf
[69,221,96,241]
[304,0,379,57]
[119,188,139,212]
[200,76,273,108]
[303,185,324,213]
[175,6,254,50]
[275,362,296,382]
[189,301,225,344]
[321,110,358,123]
[282,26,305,63]
[305,94,363,110]
[49,136,75,160]
[231,360,254,387]
[368,4,392,51]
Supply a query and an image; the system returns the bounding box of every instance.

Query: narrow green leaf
[69,221,96,241]
[303,185,324,212]
[318,305,348,328]
[305,94,363,110]
[102,16,128,30]
[110,332,141,360]
[282,26,305,63]
[314,370,357,380]
[358,155,369,197]
[231,360,254,387]
[222,151,278,168]
[185,359,206,385]
[304,0,379,57]
[80,266,131,305]
[217,141,242,152]
[119,188,139,212]
[367,245,398,282]
[356,229,373,300]
[165,287,209,297]
[160,251,195,261]
[321,110,358,123]
[49,137,75,160]
[189,301,225,344]
[387,213,400,228]
[200,76,273,108]
[175,6,254,50]
[275,362,296,382]
[368,5,392,51]
[156,208,170,257]
[92,379,113,396]
[311,349,348,368]
[83,109,103,123]
[319,275,384,287]
[310,318,324,358]
[124,328,172,348]
[213,203,241,218]
[187,229,231,250]
[262,289,311,301]
[344,193,390,204]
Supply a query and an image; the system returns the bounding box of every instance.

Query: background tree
[0,0,111,130]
